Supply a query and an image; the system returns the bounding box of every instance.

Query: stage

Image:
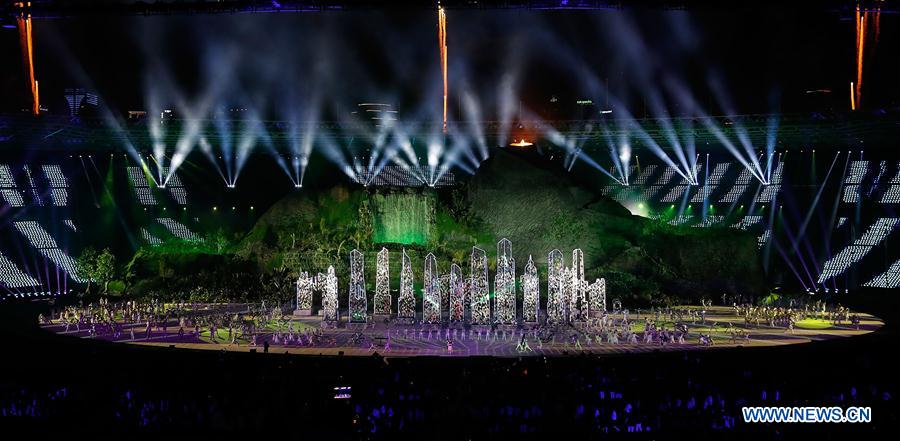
[40,305,884,358]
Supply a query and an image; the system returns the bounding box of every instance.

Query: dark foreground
[0,294,897,440]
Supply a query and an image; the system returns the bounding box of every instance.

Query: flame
[509,139,534,147]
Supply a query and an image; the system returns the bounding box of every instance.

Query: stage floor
[41,306,884,358]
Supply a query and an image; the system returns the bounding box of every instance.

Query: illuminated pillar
[561,267,573,323]
[295,271,314,314]
[522,256,539,324]
[469,246,490,325]
[494,255,516,324]
[423,253,441,324]
[398,249,416,319]
[449,263,464,322]
[322,266,339,322]
[348,249,367,323]
[374,247,391,316]
[569,249,587,322]
[547,249,565,324]
[588,278,607,316]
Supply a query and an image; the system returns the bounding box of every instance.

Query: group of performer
[732,301,861,332]
[38,297,864,354]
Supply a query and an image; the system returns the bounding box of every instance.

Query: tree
[75,247,99,295]
[96,248,116,294]
[76,247,117,295]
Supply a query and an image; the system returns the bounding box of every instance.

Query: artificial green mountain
[126,149,765,305]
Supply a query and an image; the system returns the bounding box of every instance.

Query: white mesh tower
[569,249,587,322]
[423,253,441,324]
[439,274,451,319]
[322,266,339,322]
[296,271,314,311]
[398,249,416,319]
[493,238,516,324]
[374,247,391,315]
[561,267,574,322]
[348,249,367,322]
[522,256,539,324]
[449,263,464,322]
[470,247,490,325]
[494,255,516,324]
[588,277,607,315]
[498,238,512,261]
[547,249,565,324]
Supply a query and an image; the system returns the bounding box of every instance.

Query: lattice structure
[356,164,456,187]
[719,167,753,203]
[645,166,676,201]
[757,228,772,248]
[348,249,367,322]
[818,217,900,283]
[374,247,391,315]
[296,271,314,311]
[569,249,587,322]
[140,228,162,246]
[23,166,41,206]
[160,167,188,205]
[63,219,77,232]
[588,278,606,315]
[0,251,40,289]
[469,247,490,325]
[881,164,900,204]
[633,164,658,185]
[13,220,84,282]
[157,218,200,241]
[732,215,763,230]
[864,260,900,288]
[522,256,539,324]
[127,166,158,206]
[756,161,784,202]
[397,249,416,319]
[694,215,725,228]
[423,253,441,324]
[0,164,24,207]
[322,266,339,322]
[842,160,869,204]
[661,163,700,203]
[668,214,694,226]
[547,249,565,324]
[42,164,68,207]
[691,163,730,203]
[449,263,464,322]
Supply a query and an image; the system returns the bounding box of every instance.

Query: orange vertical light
[17,13,39,115]
[850,81,856,111]
[855,9,866,109]
[874,7,881,45]
[439,6,448,133]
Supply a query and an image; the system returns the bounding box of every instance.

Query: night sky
[1,6,898,118]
